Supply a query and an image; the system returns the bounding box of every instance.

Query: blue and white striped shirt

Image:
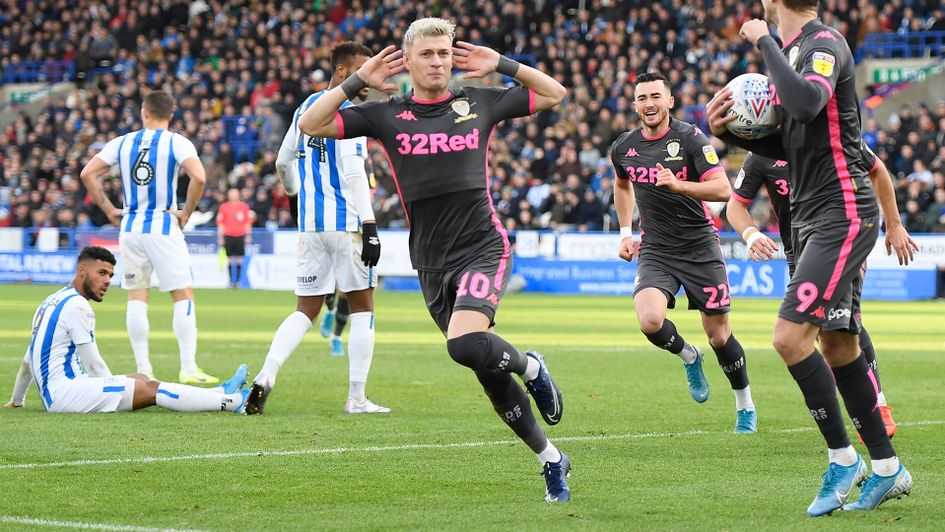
[98,129,199,234]
[279,91,366,232]
[26,287,95,408]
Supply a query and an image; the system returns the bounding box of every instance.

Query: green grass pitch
[0,284,943,530]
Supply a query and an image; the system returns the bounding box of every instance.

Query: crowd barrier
[0,228,942,300]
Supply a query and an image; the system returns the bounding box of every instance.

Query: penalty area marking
[0,516,206,532]
[2,420,942,472]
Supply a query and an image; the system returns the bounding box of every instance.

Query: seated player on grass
[4,246,250,414]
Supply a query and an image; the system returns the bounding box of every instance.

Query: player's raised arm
[741,20,832,123]
[862,145,919,265]
[452,41,567,111]
[299,45,404,139]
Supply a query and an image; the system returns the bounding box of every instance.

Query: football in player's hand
[724,73,779,139]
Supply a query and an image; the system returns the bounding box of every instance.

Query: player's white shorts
[296,232,374,296]
[46,376,136,413]
[119,230,193,291]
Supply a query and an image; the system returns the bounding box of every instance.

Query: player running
[80,90,219,385]
[726,149,918,440]
[4,247,249,414]
[244,42,387,416]
[298,18,572,502]
[708,0,913,515]
[611,72,757,434]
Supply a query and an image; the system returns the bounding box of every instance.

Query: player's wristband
[741,226,759,241]
[341,73,367,100]
[619,227,634,240]
[745,231,765,249]
[496,55,520,77]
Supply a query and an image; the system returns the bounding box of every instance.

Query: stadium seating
[1,0,944,239]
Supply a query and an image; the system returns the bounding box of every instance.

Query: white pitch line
[3,420,942,471]
[0,515,206,532]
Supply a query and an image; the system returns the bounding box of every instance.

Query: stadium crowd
[2,0,945,241]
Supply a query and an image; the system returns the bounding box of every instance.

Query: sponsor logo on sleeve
[811,52,836,77]
[702,145,719,165]
[734,170,745,189]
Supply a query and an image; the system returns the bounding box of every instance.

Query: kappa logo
[814,30,837,41]
[809,306,826,319]
[395,110,418,121]
[773,160,788,167]
[625,148,639,157]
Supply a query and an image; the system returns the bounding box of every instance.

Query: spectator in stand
[276,208,294,229]
[1,0,942,238]
[903,200,931,233]
[927,188,945,232]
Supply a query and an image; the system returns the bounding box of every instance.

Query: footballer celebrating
[708,0,913,516]
[298,18,573,502]
[611,72,757,433]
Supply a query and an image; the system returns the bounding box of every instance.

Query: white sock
[155,382,242,412]
[871,456,900,477]
[126,300,151,374]
[734,385,755,411]
[677,343,698,364]
[256,311,313,388]
[348,312,375,401]
[172,300,198,373]
[536,441,562,465]
[349,381,366,403]
[521,356,540,382]
[828,445,858,466]
[877,391,887,407]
